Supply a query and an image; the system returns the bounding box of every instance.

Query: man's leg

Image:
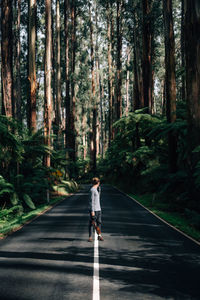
[96,211,101,229]
[88,213,93,242]
[96,211,104,241]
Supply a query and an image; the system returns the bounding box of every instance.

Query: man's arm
[91,189,95,215]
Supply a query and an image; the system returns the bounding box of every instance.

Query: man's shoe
[98,235,104,241]
[88,237,93,242]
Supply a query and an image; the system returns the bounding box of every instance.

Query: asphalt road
[0,185,200,300]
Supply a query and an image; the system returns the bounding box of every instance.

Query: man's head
[92,177,100,186]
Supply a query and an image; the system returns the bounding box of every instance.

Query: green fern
[0,175,14,196]
[0,205,22,219]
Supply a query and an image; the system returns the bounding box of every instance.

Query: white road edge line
[93,231,100,300]
[113,185,200,247]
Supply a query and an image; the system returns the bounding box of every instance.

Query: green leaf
[0,188,13,196]
[23,194,36,210]
[193,146,200,153]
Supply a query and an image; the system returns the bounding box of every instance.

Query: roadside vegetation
[129,193,200,242]
[97,107,200,242]
[0,116,78,239]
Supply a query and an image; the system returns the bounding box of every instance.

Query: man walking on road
[88,177,104,242]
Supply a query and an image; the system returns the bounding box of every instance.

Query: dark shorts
[89,210,102,225]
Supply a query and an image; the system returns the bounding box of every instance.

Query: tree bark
[69,1,77,162]
[55,0,62,144]
[1,0,13,118]
[181,0,186,101]
[125,45,130,116]
[28,0,37,131]
[95,4,100,158]
[82,105,87,160]
[64,0,70,152]
[13,0,22,123]
[133,12,142,110]
[89,1,97,172]
[142,0,153,113]
[185,0,200,149]
[111,4,115,127]
[116,0,123,120]
[51,2,56,127]
[163,0,177,173]
[44,0,52,167]
[107,1,113,146]
[99,75,104,158]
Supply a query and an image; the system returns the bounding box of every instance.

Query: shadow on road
[99,185,200,299]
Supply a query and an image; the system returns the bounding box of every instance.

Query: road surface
[0,185,200,300]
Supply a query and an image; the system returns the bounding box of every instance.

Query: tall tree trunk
[162,78,166,116]
[28,0,37,131]
[185,0,200,150]
[95,48,104,158]
[44,0,52,167]
[116,0,123,120]
[64,0,70,152]
[133,45,140,111]
[181,0,186,101]
[151,69,155,114]
[55,0,62,146]
[107,1,113,146]
[1,0,13,118]
[89,1,97,172]
[125,45,130,116]
[51,2,56,127]
[111,4,115,128]
[69,1,76,162]
[133,13,142,110]
[163,0,177,173]
[99,76,104,158]
[95,14,100,158]
[82,105,87,160]
[13,0,22,123]
[142,0,152,113]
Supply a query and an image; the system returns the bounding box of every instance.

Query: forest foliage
[0,0,200,230]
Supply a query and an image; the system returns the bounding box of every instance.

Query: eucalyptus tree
[163,0,177,173]
[116,0,123,120]
[132,3,144,110]
[106,1,114,146]
[185,0,200,153]
[1,0,13,117]
[88,0,97,171]
[13,0,22,123]
[74,2,91,161]
[68,0,77,162]
[55,0,62,144]
[95,1,105,157]
[44,0,53,167]
[180,0,185,101]
[142,0,153,113]
[28,0,37,131]
[64,0,70,154]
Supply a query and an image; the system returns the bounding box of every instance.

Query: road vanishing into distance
[0,185,200,300]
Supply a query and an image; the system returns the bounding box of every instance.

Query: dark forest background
[0,0,200,230]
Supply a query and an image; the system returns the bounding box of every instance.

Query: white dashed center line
[93,231,100,300]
